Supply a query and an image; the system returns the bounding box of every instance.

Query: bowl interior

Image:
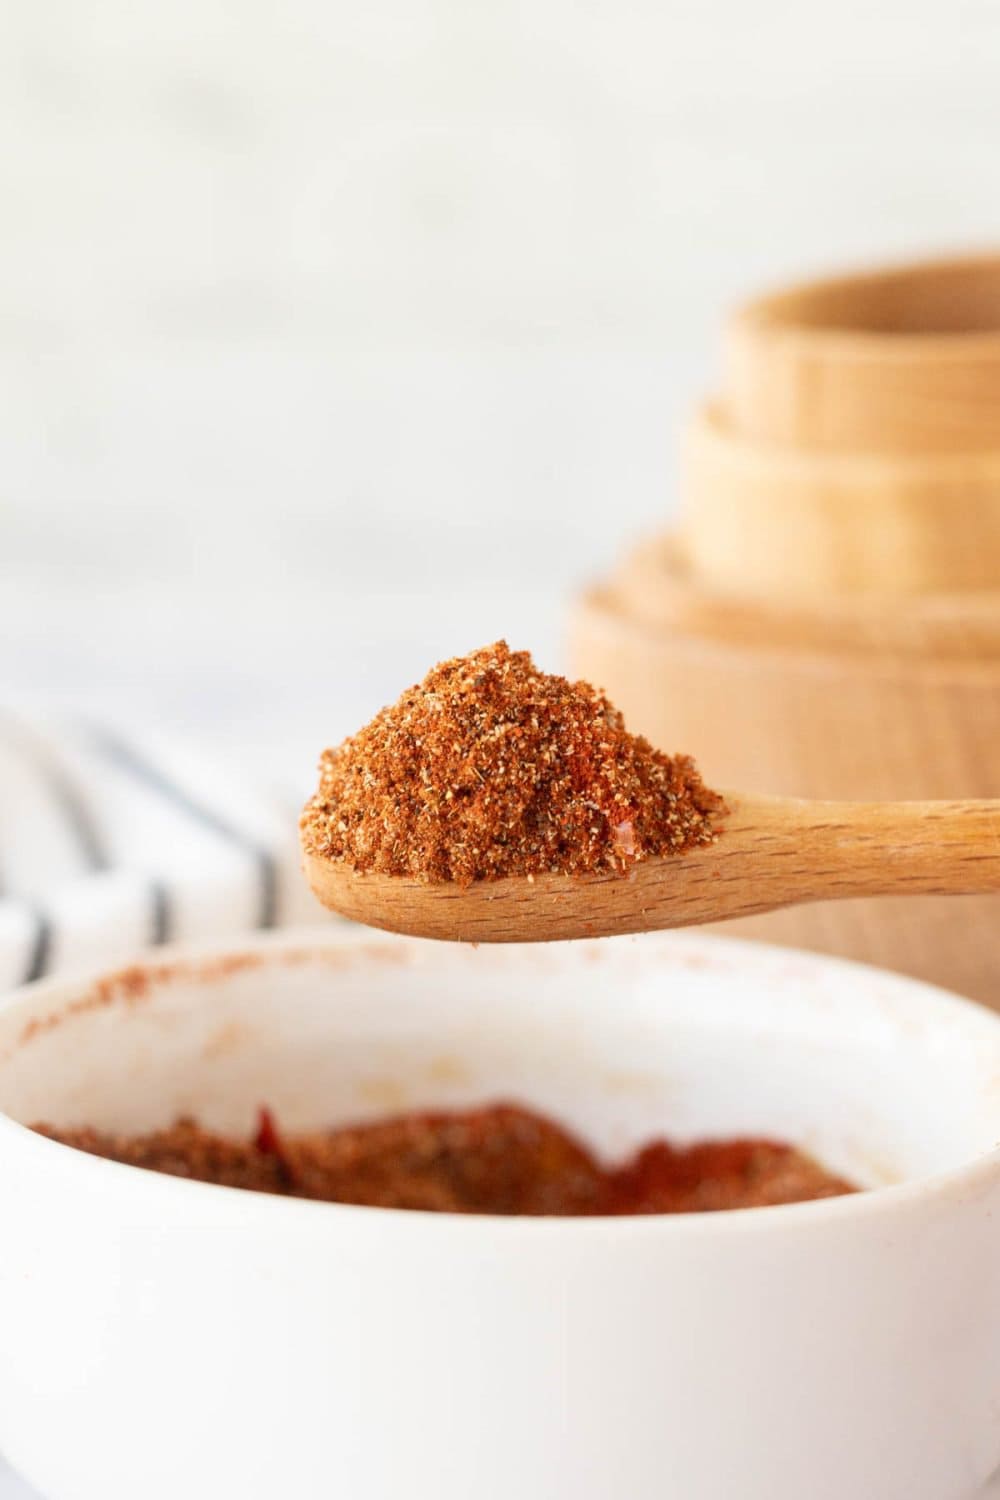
[748,257,1000,338]
[2,931,1000,1192]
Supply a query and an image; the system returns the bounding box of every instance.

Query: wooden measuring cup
[724,252,1000,452]
[680,255,1000,600]
[570,251,1000,1006]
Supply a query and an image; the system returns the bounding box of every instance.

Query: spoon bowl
[303,791,1000,942]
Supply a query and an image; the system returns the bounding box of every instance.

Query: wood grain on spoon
[303,792,1000,943]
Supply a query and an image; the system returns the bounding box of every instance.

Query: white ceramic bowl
[2,931,1000,1500]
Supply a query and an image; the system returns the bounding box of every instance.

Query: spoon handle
[728,794,1000,905]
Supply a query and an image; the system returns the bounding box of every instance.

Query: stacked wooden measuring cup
[570,254,1000,1006]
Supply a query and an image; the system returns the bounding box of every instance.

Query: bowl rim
[694,396,1000,477]
[730,249,1000,352]
[3,926,1000,1241]
[575,577,1000,681]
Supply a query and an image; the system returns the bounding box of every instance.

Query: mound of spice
[36,1104,855,1215]
[300,641,724,884]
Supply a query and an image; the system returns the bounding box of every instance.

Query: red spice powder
[300,641,724,884]
[36,1105,854,1215]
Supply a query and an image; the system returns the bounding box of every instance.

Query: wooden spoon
[303,792,1000,943]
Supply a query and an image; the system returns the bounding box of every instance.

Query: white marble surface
[0,1461,34,1499]
[0,347,685,777]
[2,0,1000,351]
[3,0,1000,776]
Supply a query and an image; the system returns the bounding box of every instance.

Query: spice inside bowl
[35,1102,853,1214]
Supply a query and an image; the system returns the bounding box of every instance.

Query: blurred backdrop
[3,0,1000,791]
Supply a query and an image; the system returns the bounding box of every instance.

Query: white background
[2,7,1000,1493]
[3,0,1000,800]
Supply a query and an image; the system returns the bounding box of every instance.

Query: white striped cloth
[0,712,322,991]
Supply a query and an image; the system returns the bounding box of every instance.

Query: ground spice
[300,641,725,884]
[35,1105,854,1215]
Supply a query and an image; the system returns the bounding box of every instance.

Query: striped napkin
[0,712,321,991]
